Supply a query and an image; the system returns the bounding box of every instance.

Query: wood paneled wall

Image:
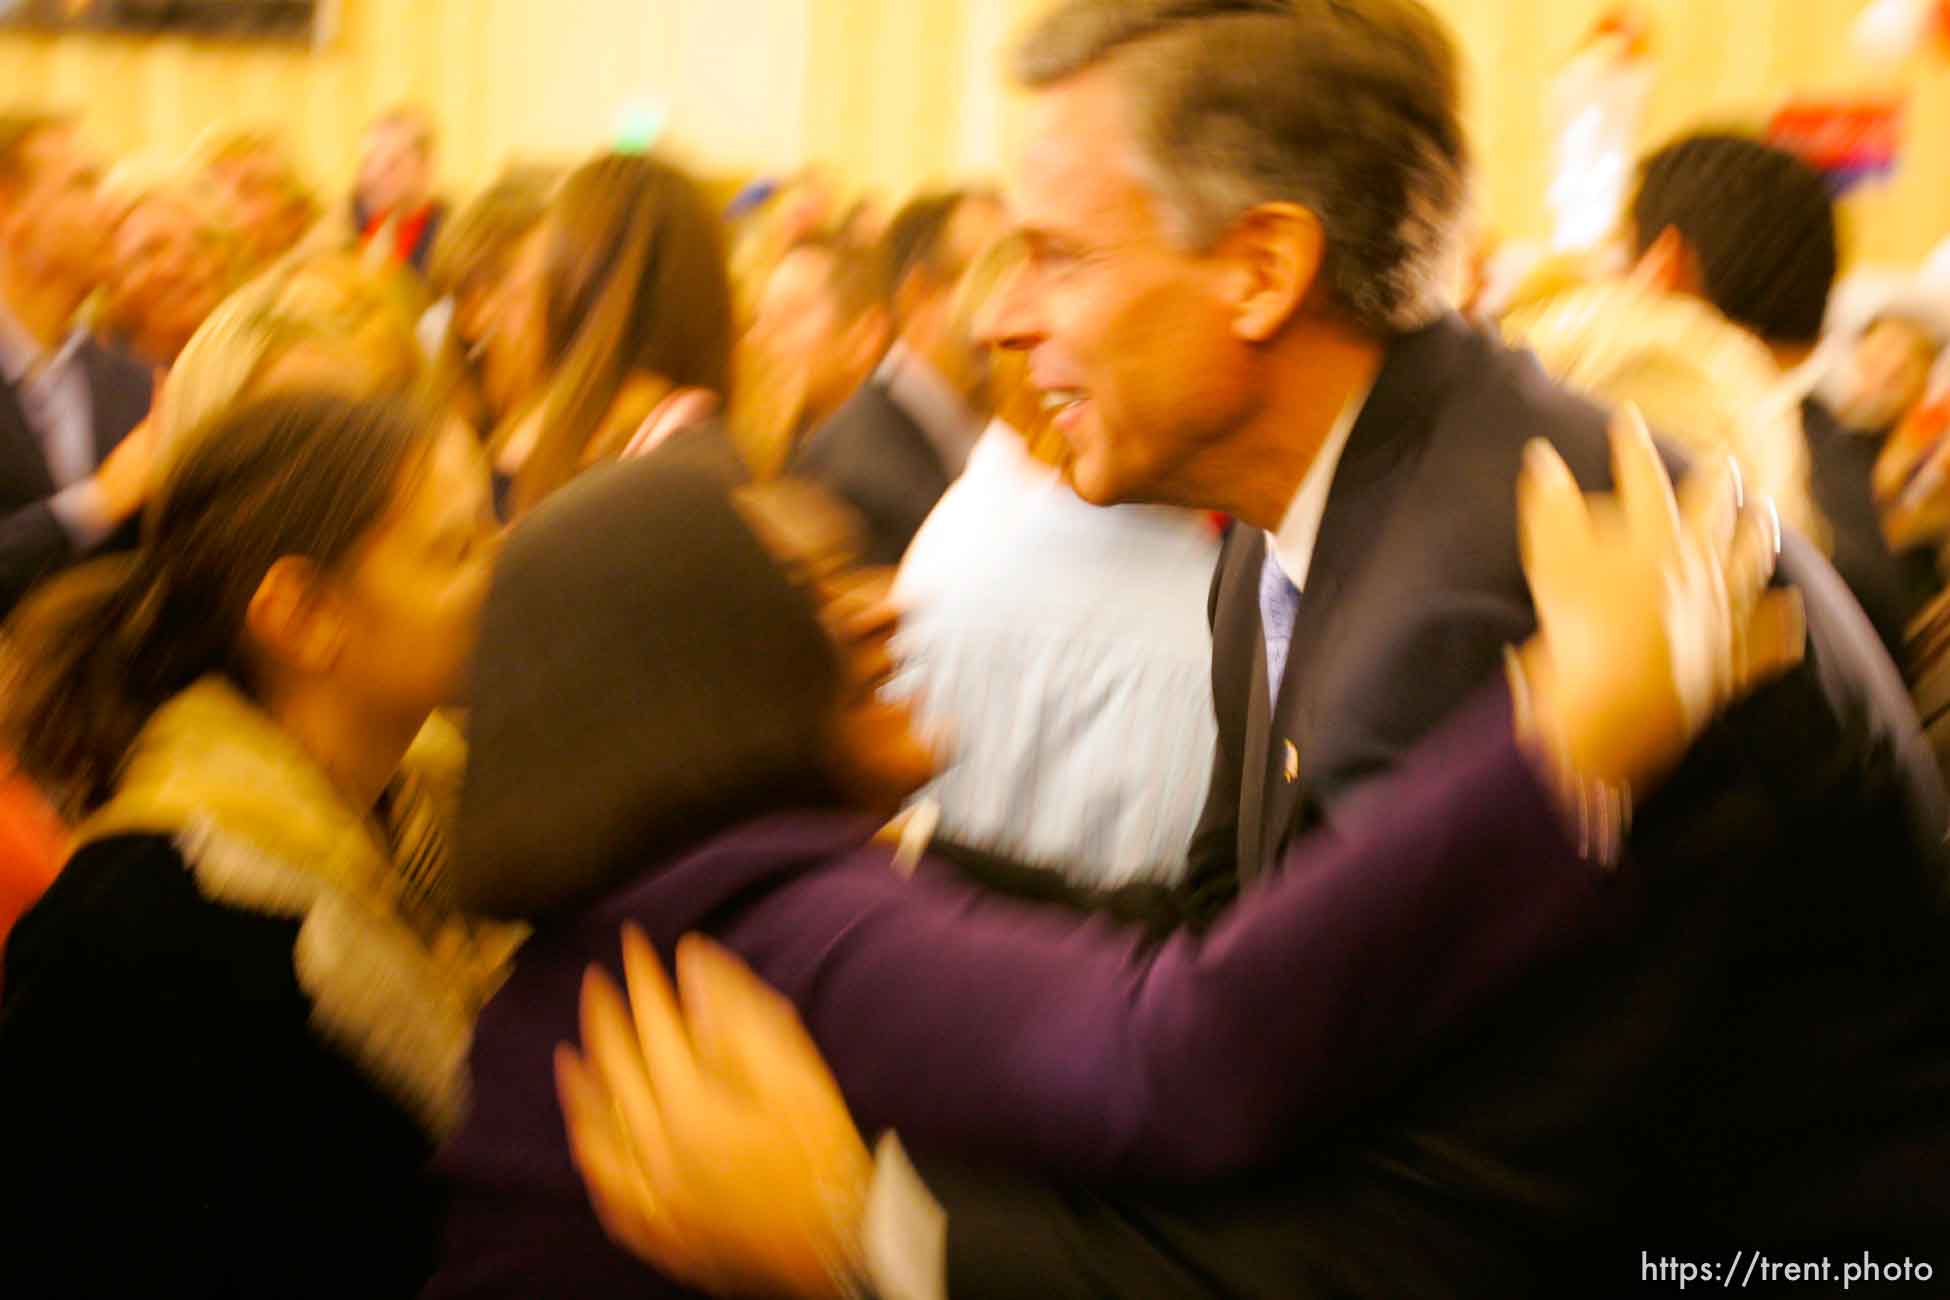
[0,0,1943,266]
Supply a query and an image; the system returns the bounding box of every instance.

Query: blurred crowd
[1,1,1949,1296]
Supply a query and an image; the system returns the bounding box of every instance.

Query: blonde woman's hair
[159,253,427,473]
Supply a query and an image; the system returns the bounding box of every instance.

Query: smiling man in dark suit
[0,113,154,619]
[539,3,1950,1295]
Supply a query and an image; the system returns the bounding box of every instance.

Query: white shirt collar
[1264,379,1373,592]
[0,293,85,387]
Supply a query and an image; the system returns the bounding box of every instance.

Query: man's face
[107,195,227,366]
[5,126,110,295]
[755,247,841,375]
[999,68,1254,507]
[358,120,431,220]
[752,246,849,417]
[209,151,305,267]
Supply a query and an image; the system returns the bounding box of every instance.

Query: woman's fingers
[677,934,847,1120]
[1517,436,1595,614]
[580,966,682,1199]
[1721,498,1784,625]
[621,925,686,1088]
[1678,454,1742,564]
[556,1044,692,1273]
[1609,403,1685,563]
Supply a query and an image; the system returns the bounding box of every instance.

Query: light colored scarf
[74,676,518,1139]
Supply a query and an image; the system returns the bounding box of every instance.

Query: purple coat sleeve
[713,682,1634,1181]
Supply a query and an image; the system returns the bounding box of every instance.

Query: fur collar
[75,676,516,1138]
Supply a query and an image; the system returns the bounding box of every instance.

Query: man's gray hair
[1012,0,1467,334]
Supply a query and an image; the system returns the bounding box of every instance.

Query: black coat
[791,379,961,567]
[1801,396,1938,660]
[0,834,439,1298]
[0,337,150,617]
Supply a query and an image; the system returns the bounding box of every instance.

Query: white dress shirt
[1263,381,1372,592]
[893,421,1220,886]
[0,297,111,548]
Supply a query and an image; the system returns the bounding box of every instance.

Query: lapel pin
[1284,740,1300,783]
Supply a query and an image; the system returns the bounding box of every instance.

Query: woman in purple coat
[428,414,1797,1297]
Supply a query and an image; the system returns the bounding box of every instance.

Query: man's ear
[1629,224,1701,297]
[244,556,346,678]
[1219,202,1325,343]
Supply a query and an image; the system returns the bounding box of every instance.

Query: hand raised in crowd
[557,925,872,1299]
[554,407,1810,1299]
[1511,402,1806,822]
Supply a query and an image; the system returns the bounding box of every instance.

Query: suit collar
[1330,313,1478,492]
[876,342,980,477]
[0,292,84,387]
[1264,373,1369,592]
[1244,314,1481,872]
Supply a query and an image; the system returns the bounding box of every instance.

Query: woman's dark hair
[455,456,842,918]
[2,393,433,814]
[515,153,735,513]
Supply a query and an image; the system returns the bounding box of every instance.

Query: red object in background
[1769,98,1905,192]
[362,204,436,267]
[0,758,68,966]
[1588,4,1653,58]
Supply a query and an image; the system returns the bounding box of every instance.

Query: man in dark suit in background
[351,106,446,276]
[0,113,154,620]
[790,188,1006,565]
[546,2,1950,1295]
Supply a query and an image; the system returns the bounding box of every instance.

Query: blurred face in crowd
[753,245,841,379]
[1845,316,1938,433]
[207,148,310,267]
[750,244,878,428]
[107,193,230,367]
[450,221,546,424]
[1,124,111,299]
[359,117,433,220]
[255,259,423,399]
[922,195,1010,402]
[322,420,500,724]
[997,67,1258,508]
[480,223,552,414]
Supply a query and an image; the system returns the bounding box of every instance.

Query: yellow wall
[1,0,1945,265]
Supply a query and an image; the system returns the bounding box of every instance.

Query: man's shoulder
[78,336,154,426]
[79,335,149,389]
[800,383,914,453]
[1421,325,1618,490]
[793,383,934,490]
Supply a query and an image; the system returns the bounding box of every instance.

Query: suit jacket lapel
[1249,317,1472,873]
[1236,531,1275,877]
[0,376,55,505]
[80,339,151,465]
[1254,464,1408,872]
